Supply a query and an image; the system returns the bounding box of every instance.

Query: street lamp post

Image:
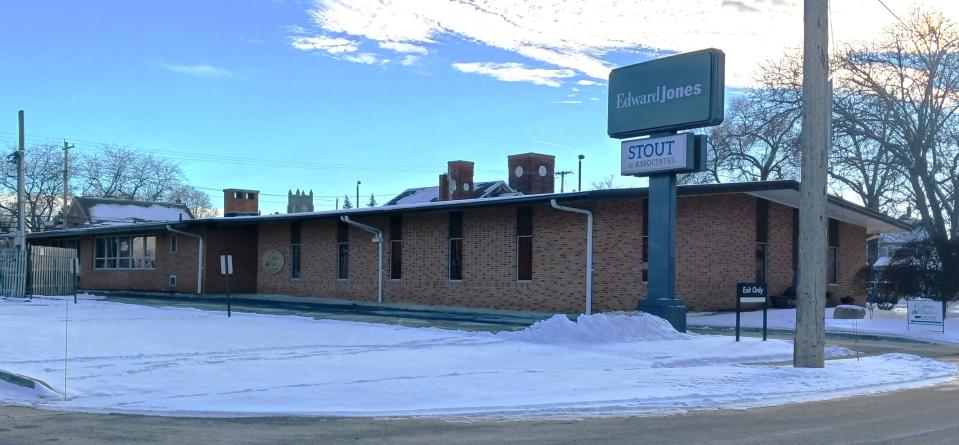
[577,154,585,192]
[356,181,361,208]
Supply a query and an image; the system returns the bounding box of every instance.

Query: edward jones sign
[608,49,725,139]
[621,133,695,176]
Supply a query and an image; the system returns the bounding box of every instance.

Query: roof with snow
[385,181,518,206]
[66,197,194,227]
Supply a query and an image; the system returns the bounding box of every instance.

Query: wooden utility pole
[794,0,829,368]
[16,111,26,249]
[62,140,73,229]
[555,170,573,192]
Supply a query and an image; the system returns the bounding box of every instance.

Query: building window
[337,221,349,279]
[233,191,241,199]
[828,219,840,285]
[246,192,255,200]
[291,222,301,279]
[449,211,463,281]
[171,234,178,253]
[94,236,156,269]
[756,199,768,283]
[390,215,402,280]
[642,198,649,281]
[516,206,533,281]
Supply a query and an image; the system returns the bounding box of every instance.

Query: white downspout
[166,225,204,294]
[340,216,384,303]
[550,199,593,315]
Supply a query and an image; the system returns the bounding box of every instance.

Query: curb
[0,368,58,394]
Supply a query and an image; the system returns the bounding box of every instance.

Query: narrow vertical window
[828,218,839,285]
[642,198,649,282]
[756,199,768,283]
[448,211,463,280]
[390,215,402,280]
[337,221,349,279]
[291,222,301,279]
[516,206,533,281]
[170,234,178,253]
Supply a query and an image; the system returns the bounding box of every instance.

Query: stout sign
[621,133,696,176]
[608,48,725,139]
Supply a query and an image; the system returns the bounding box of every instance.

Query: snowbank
[0,299,954,418]
[498,312,691,343]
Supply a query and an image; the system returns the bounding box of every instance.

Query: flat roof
[28,180,910,239]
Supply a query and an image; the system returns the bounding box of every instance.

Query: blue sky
[0,0,935,213]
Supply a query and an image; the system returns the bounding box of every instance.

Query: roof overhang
[744,187,910,234]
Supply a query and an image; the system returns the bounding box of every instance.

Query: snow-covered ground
[0,298,954,418]
[689,302,959,344]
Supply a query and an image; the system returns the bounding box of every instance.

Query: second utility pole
[63,140,73,228]
[16,111,26,250]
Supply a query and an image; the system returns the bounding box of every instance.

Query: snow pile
[498,312,691,343]
[89,203,191,223]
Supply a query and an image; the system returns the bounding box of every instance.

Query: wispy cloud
[379,41,429,55]
[452,62,574,87]
[296,0,958,88]
[156,62,234,78]
[291,35,359,54]
[550,100,582,104]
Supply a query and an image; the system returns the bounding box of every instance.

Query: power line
[875,0,907,27]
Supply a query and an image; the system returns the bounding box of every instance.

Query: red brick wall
[36,192,871,312]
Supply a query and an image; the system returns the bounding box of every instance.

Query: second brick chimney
[508,153,555,195]
[446,160,475,200]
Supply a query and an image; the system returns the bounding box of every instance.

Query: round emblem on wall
[538,165,548,177]
[514,166,524,178]
[463,182,471,192]
[449,179,457,192]
[261,248,285,274]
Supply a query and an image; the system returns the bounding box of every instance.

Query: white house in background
[63,197,194,228]
[868,217,927,268]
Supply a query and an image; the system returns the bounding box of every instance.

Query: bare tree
[706,92,800,182]
[76,144,184,201]
[169,185,216,218]
[0,144,74,231]
[590,175,616,190]
[833,10,959,301]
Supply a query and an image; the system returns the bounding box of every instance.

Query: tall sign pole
[794,0,829,368]
[16,110,26,250]
[608,49,725,332]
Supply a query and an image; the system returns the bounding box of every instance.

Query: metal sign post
[736,282,768,341]
[608,49,724,333]
[220,255,234,317]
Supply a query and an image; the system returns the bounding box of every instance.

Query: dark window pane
[118,258,130,269]
[95,259,105,269]
[828,247,838,284]
[517,236,533,280]
[171,234,178,252]
[107,259,117,269]
[291,222,301,244]
[642,236,649,263]
[449,238,463,280]
[829,219,840,247]
[291,244,301,279]
[337,243,349,279]
[756,242,767,282]
[390,240,402,279]
[642,198,649,236]
[448,212,463,239]
[107,238,118,258]
[516,207,533,236]
[95,238,105,258]
[756,199,768,242]
[642,268,648,283]
[390,216,402,241]
[337,221,349,243]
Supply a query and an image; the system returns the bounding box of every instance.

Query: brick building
[29,178,907,313]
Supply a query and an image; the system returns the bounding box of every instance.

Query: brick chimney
[508,153,555,195]
[223,188,260,217]
[438,174,450,201]
[447,161,474,200]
